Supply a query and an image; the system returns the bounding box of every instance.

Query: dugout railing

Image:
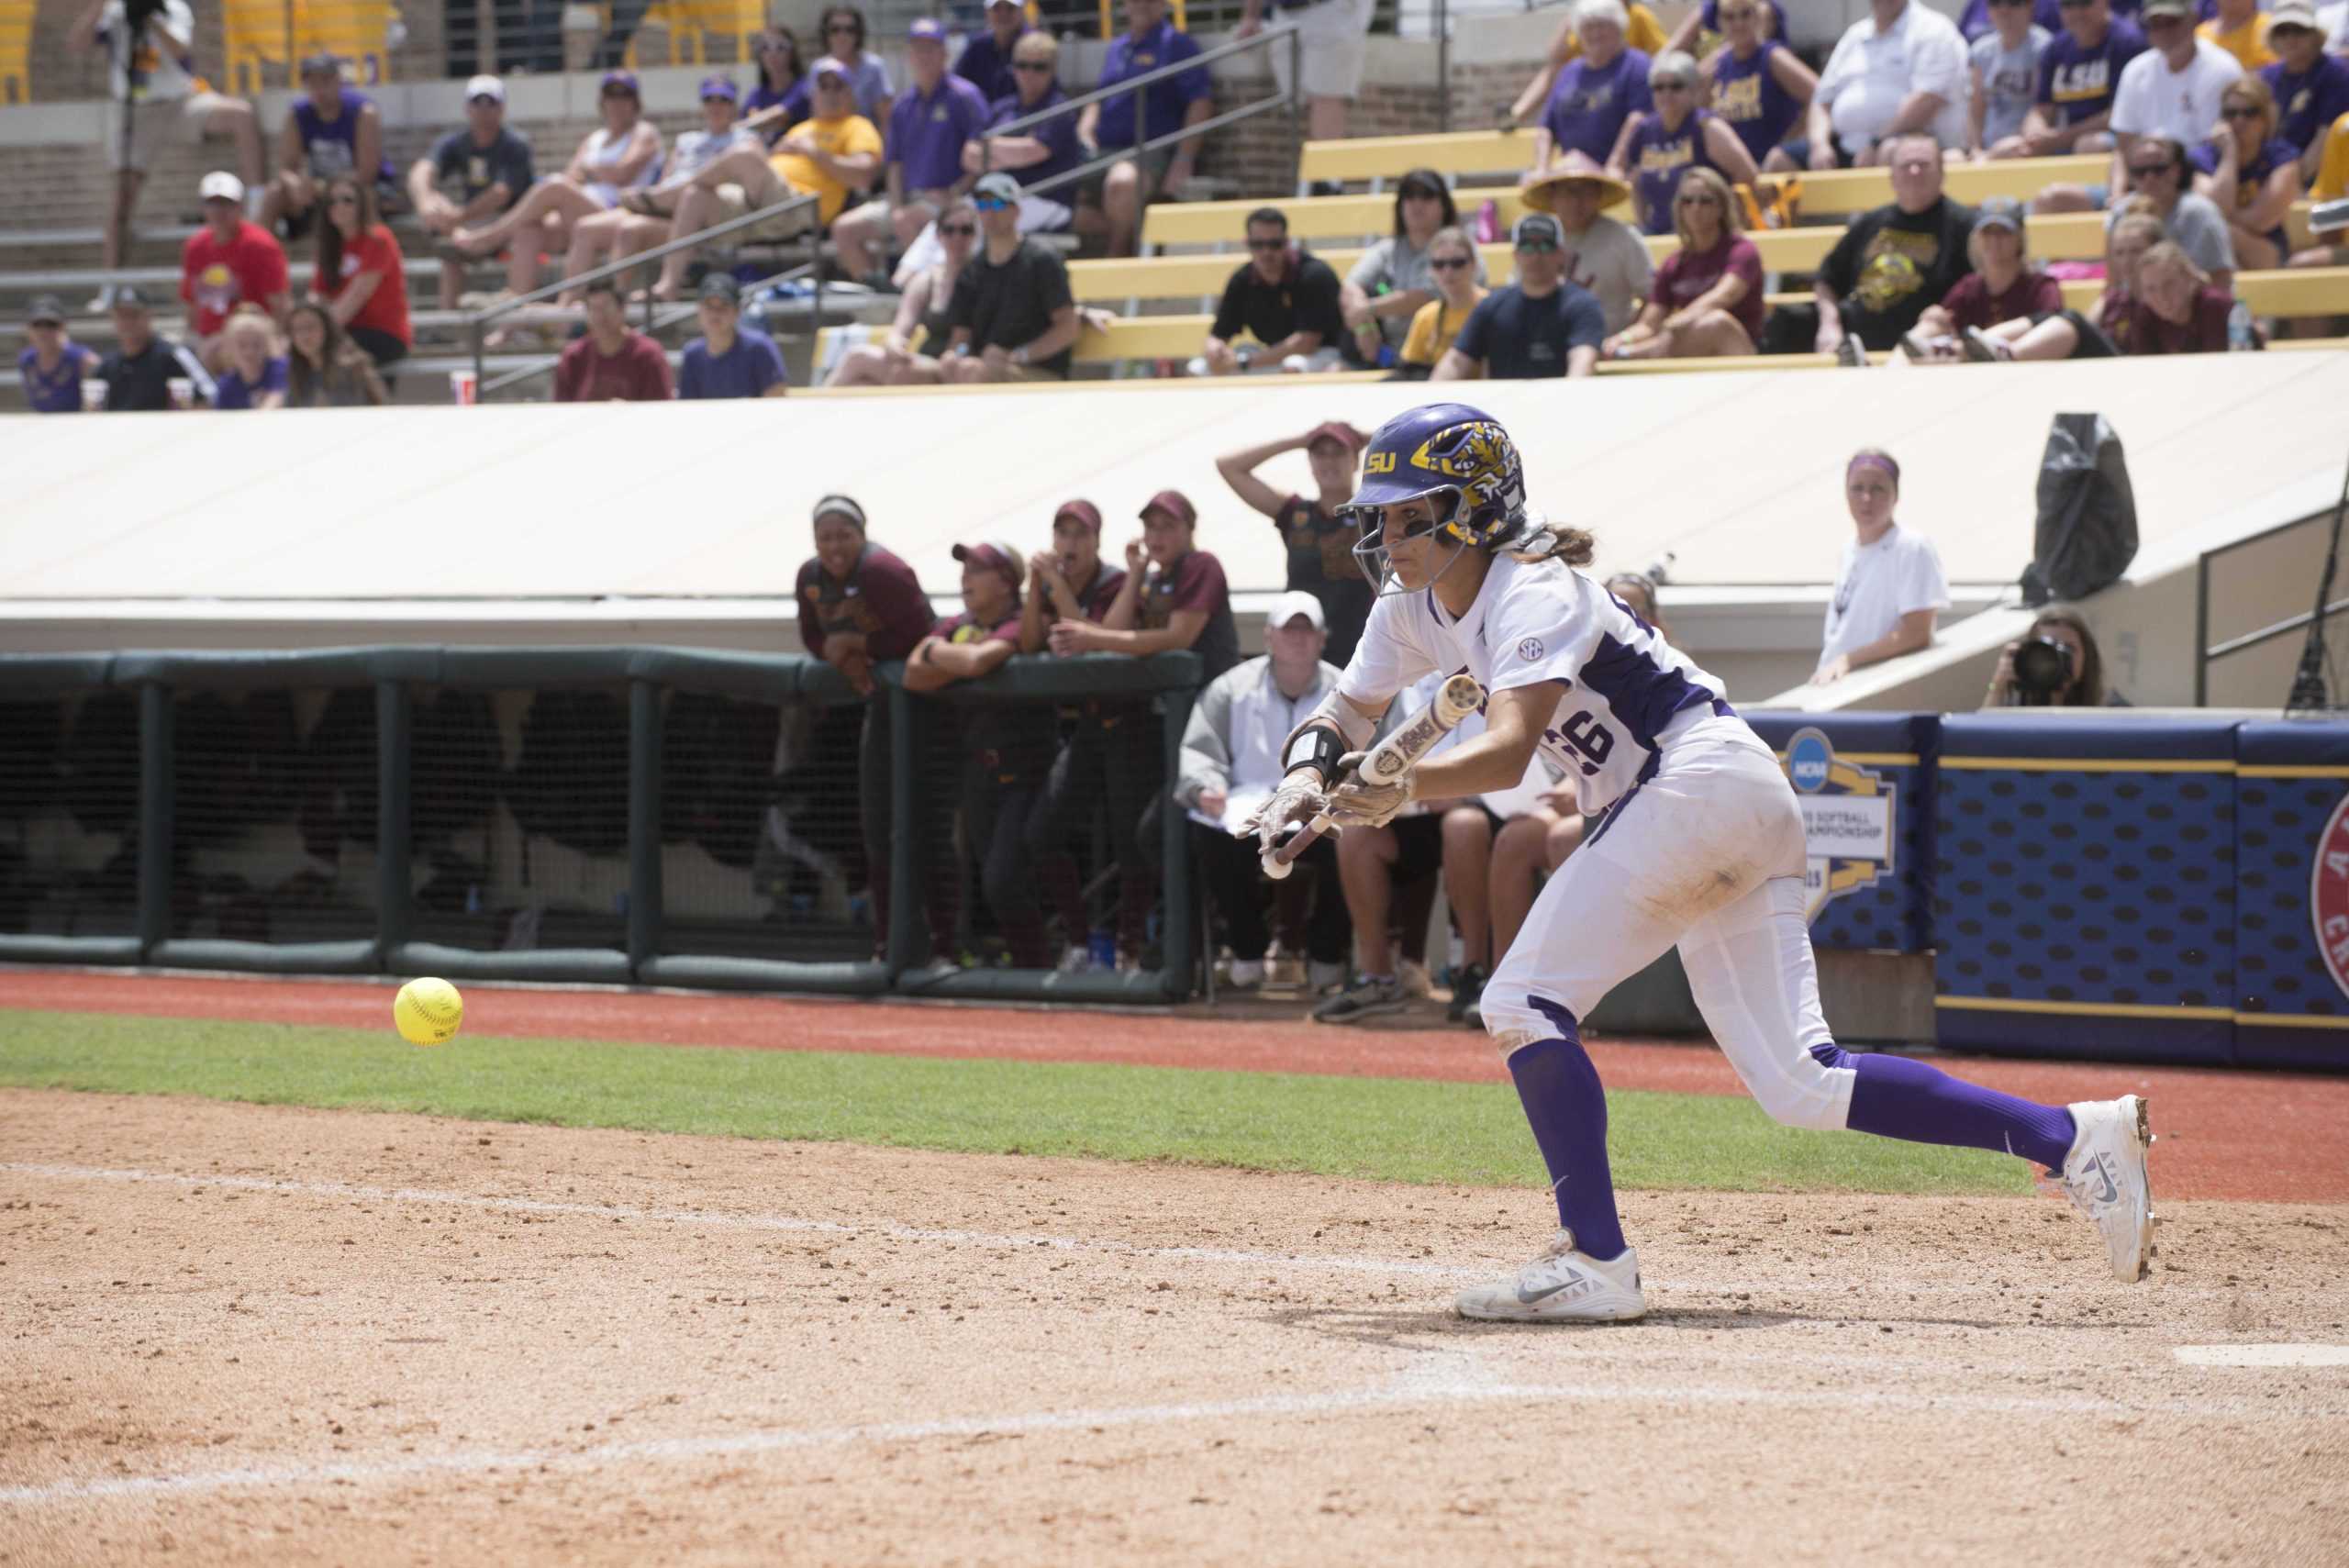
[0,646,1202,1003]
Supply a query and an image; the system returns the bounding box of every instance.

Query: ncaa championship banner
[1746,713,1937,954]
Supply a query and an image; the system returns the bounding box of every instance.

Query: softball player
[1248,404,2154,1321]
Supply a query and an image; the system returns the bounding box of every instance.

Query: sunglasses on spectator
[1429,254,1474,269]
[974,196,1013,211]
[1676,194,1721,206]
[2127,160,2177,176]
[1247,237,1288,250]
[1988,0,2030,8]
[939,223,978,237]
[1515,239,1561,253]
[1012,59,1052,71]
[328,192,359,206]
[2221,106,2263,119]
[1718,5,1755,16]
[1653,78,1692,91]
[826,22,858,34]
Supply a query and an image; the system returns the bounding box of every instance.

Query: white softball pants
[1477,714,1858,1133]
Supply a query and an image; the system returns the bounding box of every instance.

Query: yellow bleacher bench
[1297,130,1540,188]
[1077,314,1215,362]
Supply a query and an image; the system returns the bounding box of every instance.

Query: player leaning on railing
[1244,404,2160,1322]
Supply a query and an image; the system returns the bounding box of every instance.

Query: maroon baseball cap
[952,539,1022,586]
[1052,499,1102,533]
[1139,489,1197,526]
[1305,420,1366,453]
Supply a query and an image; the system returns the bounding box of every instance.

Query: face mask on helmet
[1346,488,1472,595]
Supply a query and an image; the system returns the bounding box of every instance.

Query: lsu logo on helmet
[1408,420,1523,539]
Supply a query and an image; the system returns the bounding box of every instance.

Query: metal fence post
[886,683,918,974]
[135,681,173,957]
[1436,0,1452,133]
[374,678,414,969]
[628,678,664,973]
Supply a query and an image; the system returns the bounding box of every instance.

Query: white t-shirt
[2109,36,2243,143]
[99,0,197,102]
[1817,523,1952,675]
[1556,215,1656,335]
[1817,0,1972,150]
[1338,555,1731,815]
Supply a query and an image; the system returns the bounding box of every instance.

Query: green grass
[0,1010,2032,1195]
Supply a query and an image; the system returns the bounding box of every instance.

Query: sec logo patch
[1516,637,1544,662]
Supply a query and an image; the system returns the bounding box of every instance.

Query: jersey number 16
[1545,708,1612,778]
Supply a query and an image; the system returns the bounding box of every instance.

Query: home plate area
[2,1094,2344,1567]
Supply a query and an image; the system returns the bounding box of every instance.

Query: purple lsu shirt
[1542,49,1654,164]
[887,72,992,193]
[1709,41,1805,161]
[2035,17,2147,128]
[1624,109,1721,237]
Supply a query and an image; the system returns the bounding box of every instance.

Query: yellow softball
[393,977,464,1047]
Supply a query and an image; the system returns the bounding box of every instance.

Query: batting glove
[1241,773,1330,856]
[1325,751,1417,830]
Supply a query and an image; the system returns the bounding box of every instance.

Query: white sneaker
[1307,959,1346,993]
[1055,945,1096,974]
[2056,1095,2154,1284]
[1225,957,1265,988]
[1455,1230,1645,1323]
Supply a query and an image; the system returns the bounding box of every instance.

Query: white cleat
[1454,1230,1646,1323]
[2057,1095,2154,1284]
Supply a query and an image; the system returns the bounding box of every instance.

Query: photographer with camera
[1985,606,2122,706]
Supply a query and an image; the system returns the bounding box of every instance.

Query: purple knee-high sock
[1818,1045,2077,1168]
[1508,1001,1628,1261]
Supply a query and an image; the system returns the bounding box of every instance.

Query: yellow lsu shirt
[1402,289,1490,367]
[2195,14,2274,72]
[771,114,884,225]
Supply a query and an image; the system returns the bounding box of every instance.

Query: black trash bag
[63,689,139,838]
[509,687,629,857]
[662,690,782,870]
[2022,412,2138,606]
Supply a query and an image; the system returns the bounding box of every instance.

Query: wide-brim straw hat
[1519,151,1633,216]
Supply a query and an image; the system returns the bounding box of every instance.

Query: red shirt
[317,224,411,346]
[553,330,674,403]
[180,221,289,339]
[1650,233,1765,344]
[1938,268,2063,332]
[2123,286,2232,356]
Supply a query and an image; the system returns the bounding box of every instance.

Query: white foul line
[2175,1344,2349,1367]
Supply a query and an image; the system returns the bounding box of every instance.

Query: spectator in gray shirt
[1339,169,1485,361]
[2105,137,2236,287]
[1969,1,2051,156]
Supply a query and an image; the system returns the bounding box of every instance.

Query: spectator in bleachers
[2098,207,2169,347]
[641,60,885,304]
[1519,156,1654,335]
[1238,0,1376,150]
[1812,134,1977,362]
[1703,0,1817,172]
[1519,0,1669,125]
[956,0,1035,103]
[2263,3,2349,163]
[1053,491,1241,683]
[2290,111,2349,266]
[450,71,665,297]
[1957,207,2172,355]
[314,176,409,385]
[1193,208,1347,375]
[796,494,938,959]
[2017,0,2145,171]
[1802,0,1970,166]
[1397,227,1490,379]
[1436,213,1609,379]
[831,20,991,289]
[1960,0,2061,42]
[73,0,265,312]
[1903,197,2061,358]
[211,305,287,411]
[409,76,536,312]
[1174,592,1351,990]
[1970,0,2054,157]
[1018,499,1141,973]
[814,6,896,128]
[281,301,383,408]
[904,540,1056,970]
[262,55,392,244]
[1080,0,1214,258]
[743,28,810,142]
[2107,135,2237,284]
[825,198,977,385]
[1340,171,1476,364]
[1531,0,1656,171]
[1608,50,1762,236]
[2192,76,2309,269]
[1814,448,1949,684]
[954,32,1084,244]
[97,287,213,410]
[677,275,787,399]
[1214,420,1374,664]
[180,172,289,374]
[2110,0,2243,193]
[2198,0,2276,72]
[1604,166,1765,358]
[553,278,671,402]
[17,295,100,415]
[1986,606,2118,705]
[2111,239,2238,348]
[564,76,759,305]
[941,172,1081,383]
[1664,0,1784,61]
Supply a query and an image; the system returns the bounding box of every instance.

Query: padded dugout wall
[2235,721,2349,1070]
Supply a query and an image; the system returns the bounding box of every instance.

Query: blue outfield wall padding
[1933,712,2240,1064]
[2232,721,2349,1071]
[1747,711,1939,952]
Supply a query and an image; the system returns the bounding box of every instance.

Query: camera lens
[2012,635,2074,700]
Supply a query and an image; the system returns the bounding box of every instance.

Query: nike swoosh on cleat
[1514,1276,1593,1307]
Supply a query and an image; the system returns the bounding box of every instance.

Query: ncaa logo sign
[2309,794,2349,1002]
[1787,728,1833,794]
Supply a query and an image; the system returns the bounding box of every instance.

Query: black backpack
[2022,412,2138,606]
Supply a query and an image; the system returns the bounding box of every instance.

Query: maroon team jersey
[930,608,1053,775]
[796,542,933,662]
[1140,549,1240,682]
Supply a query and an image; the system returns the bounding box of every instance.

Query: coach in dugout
[795,495,948,960]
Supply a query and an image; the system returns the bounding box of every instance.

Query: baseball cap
[973,172,1021,205]
[600,68,640,95]
[810,55,852,82]
[25,294,65,327]
[465,73,505,103]
[908,17,947,39]
[112,284,152,310]
[198,170,244,205]
[952,540,1022,585]
[1974,195,2025,235]
[1139,489,1197,526]
[1265,590,1327,633]
[2139,0,2191,19]
[299,51,341,79]
[2267,0,2319,28]
[699,74,739,103]
[697,273,741,305]
[1512,212,1565,247]
[1304,419,1366,454]
[813,494,867,530]
[1052,499,1103,533]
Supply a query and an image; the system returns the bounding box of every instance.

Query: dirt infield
[4,969,2346,1203]
[3,1091,2345,1567]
